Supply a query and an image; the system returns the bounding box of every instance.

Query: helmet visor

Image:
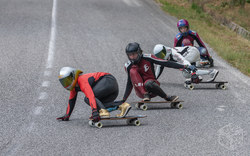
[155,47,166,59]
[59,75,73,90]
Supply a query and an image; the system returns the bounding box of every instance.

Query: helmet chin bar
[127,53,142,64]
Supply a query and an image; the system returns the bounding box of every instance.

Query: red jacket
[65,72,110,116]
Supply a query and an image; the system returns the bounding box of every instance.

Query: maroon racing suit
[122,54,185,101]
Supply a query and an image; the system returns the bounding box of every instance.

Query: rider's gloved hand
[186,65,197,72]
[191,73,200,84]
[91,109,100,122]
[56,114,70,121]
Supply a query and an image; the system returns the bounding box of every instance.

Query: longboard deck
[137,100,184,104]
[89,115,147,128]
[134,100,184,110]
[89,115,147,121]
[184,81,228,90]
[196,81,228,84]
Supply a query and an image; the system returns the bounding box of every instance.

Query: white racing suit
[155,46,214,80]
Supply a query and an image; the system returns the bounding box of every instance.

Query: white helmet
[153,44,172,60]
[58,67,83,91]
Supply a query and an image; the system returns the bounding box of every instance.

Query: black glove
[191,73,200,84]
[56,114,70,121]
[186,65,197,73]
[91,109,100,122]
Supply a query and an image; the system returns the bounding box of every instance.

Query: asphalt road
[0,0,250,155]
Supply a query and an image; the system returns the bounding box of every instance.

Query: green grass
[157,0,250,76]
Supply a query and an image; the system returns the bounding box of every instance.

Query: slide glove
[191,73,200,84]
[186,65,197,73]
[91,109,100,122]
[56,114,70,121]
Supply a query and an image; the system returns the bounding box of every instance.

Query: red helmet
[177,19,189,29]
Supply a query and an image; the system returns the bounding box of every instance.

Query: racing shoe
[143,93,151,101]
[99,109,110,118]
[165,96,179,102]
[116,103,131,118]
[207,69,219,82]
[196,59,210,68]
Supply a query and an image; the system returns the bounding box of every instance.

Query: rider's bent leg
[129,65,147,99]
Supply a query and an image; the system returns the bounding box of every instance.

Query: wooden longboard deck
[138,100,184,104]
[191,81,228,84]
[89,115,147,121]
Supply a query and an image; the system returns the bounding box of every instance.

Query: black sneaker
[166,96,179,102]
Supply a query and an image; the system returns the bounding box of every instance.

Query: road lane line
[216,108,225,111]
[38,92,48,100]
[42,81,50,87]
[34,106,43,115]
[132,0,141,6]
[123,0,141,7]
[46,0,57,69]
[44,70,52,76]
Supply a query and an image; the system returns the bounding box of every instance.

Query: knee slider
[144,80,154,90]
[198,47,207,56]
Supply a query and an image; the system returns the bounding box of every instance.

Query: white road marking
[133,0,141,6]
[46,0,57,69]
[27,122,35,132]
[44,70,51,76]
[123,0,141,7]
[218,105,226,108]
[34,106,43,115]
[42,81,50,87]
[216,108,225,111]
[39,92,48,100]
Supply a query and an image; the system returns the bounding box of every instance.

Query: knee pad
[198,47,208,56]
[144,80,156,91]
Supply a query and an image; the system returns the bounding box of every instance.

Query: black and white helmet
[125,42,142,64]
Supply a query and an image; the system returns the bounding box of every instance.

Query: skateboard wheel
[94,122,103,128]
[170,103,175,108]
[188,85,194,90]
[126,119,131,125]
[135,103,140,109]
[215,84,220,89]
[220,84,226,90]
[132,119,141,126]
[171,102,183,109]
[89,120,94,126]
[140,104,147,111]
[176,103,183,109]
[184,83,187,87]
[126,119,133,125]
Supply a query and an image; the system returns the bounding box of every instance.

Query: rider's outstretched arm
[143,54,185,69]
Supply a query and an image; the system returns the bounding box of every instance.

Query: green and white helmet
[153,44,172,60]
[58,67,83,91]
